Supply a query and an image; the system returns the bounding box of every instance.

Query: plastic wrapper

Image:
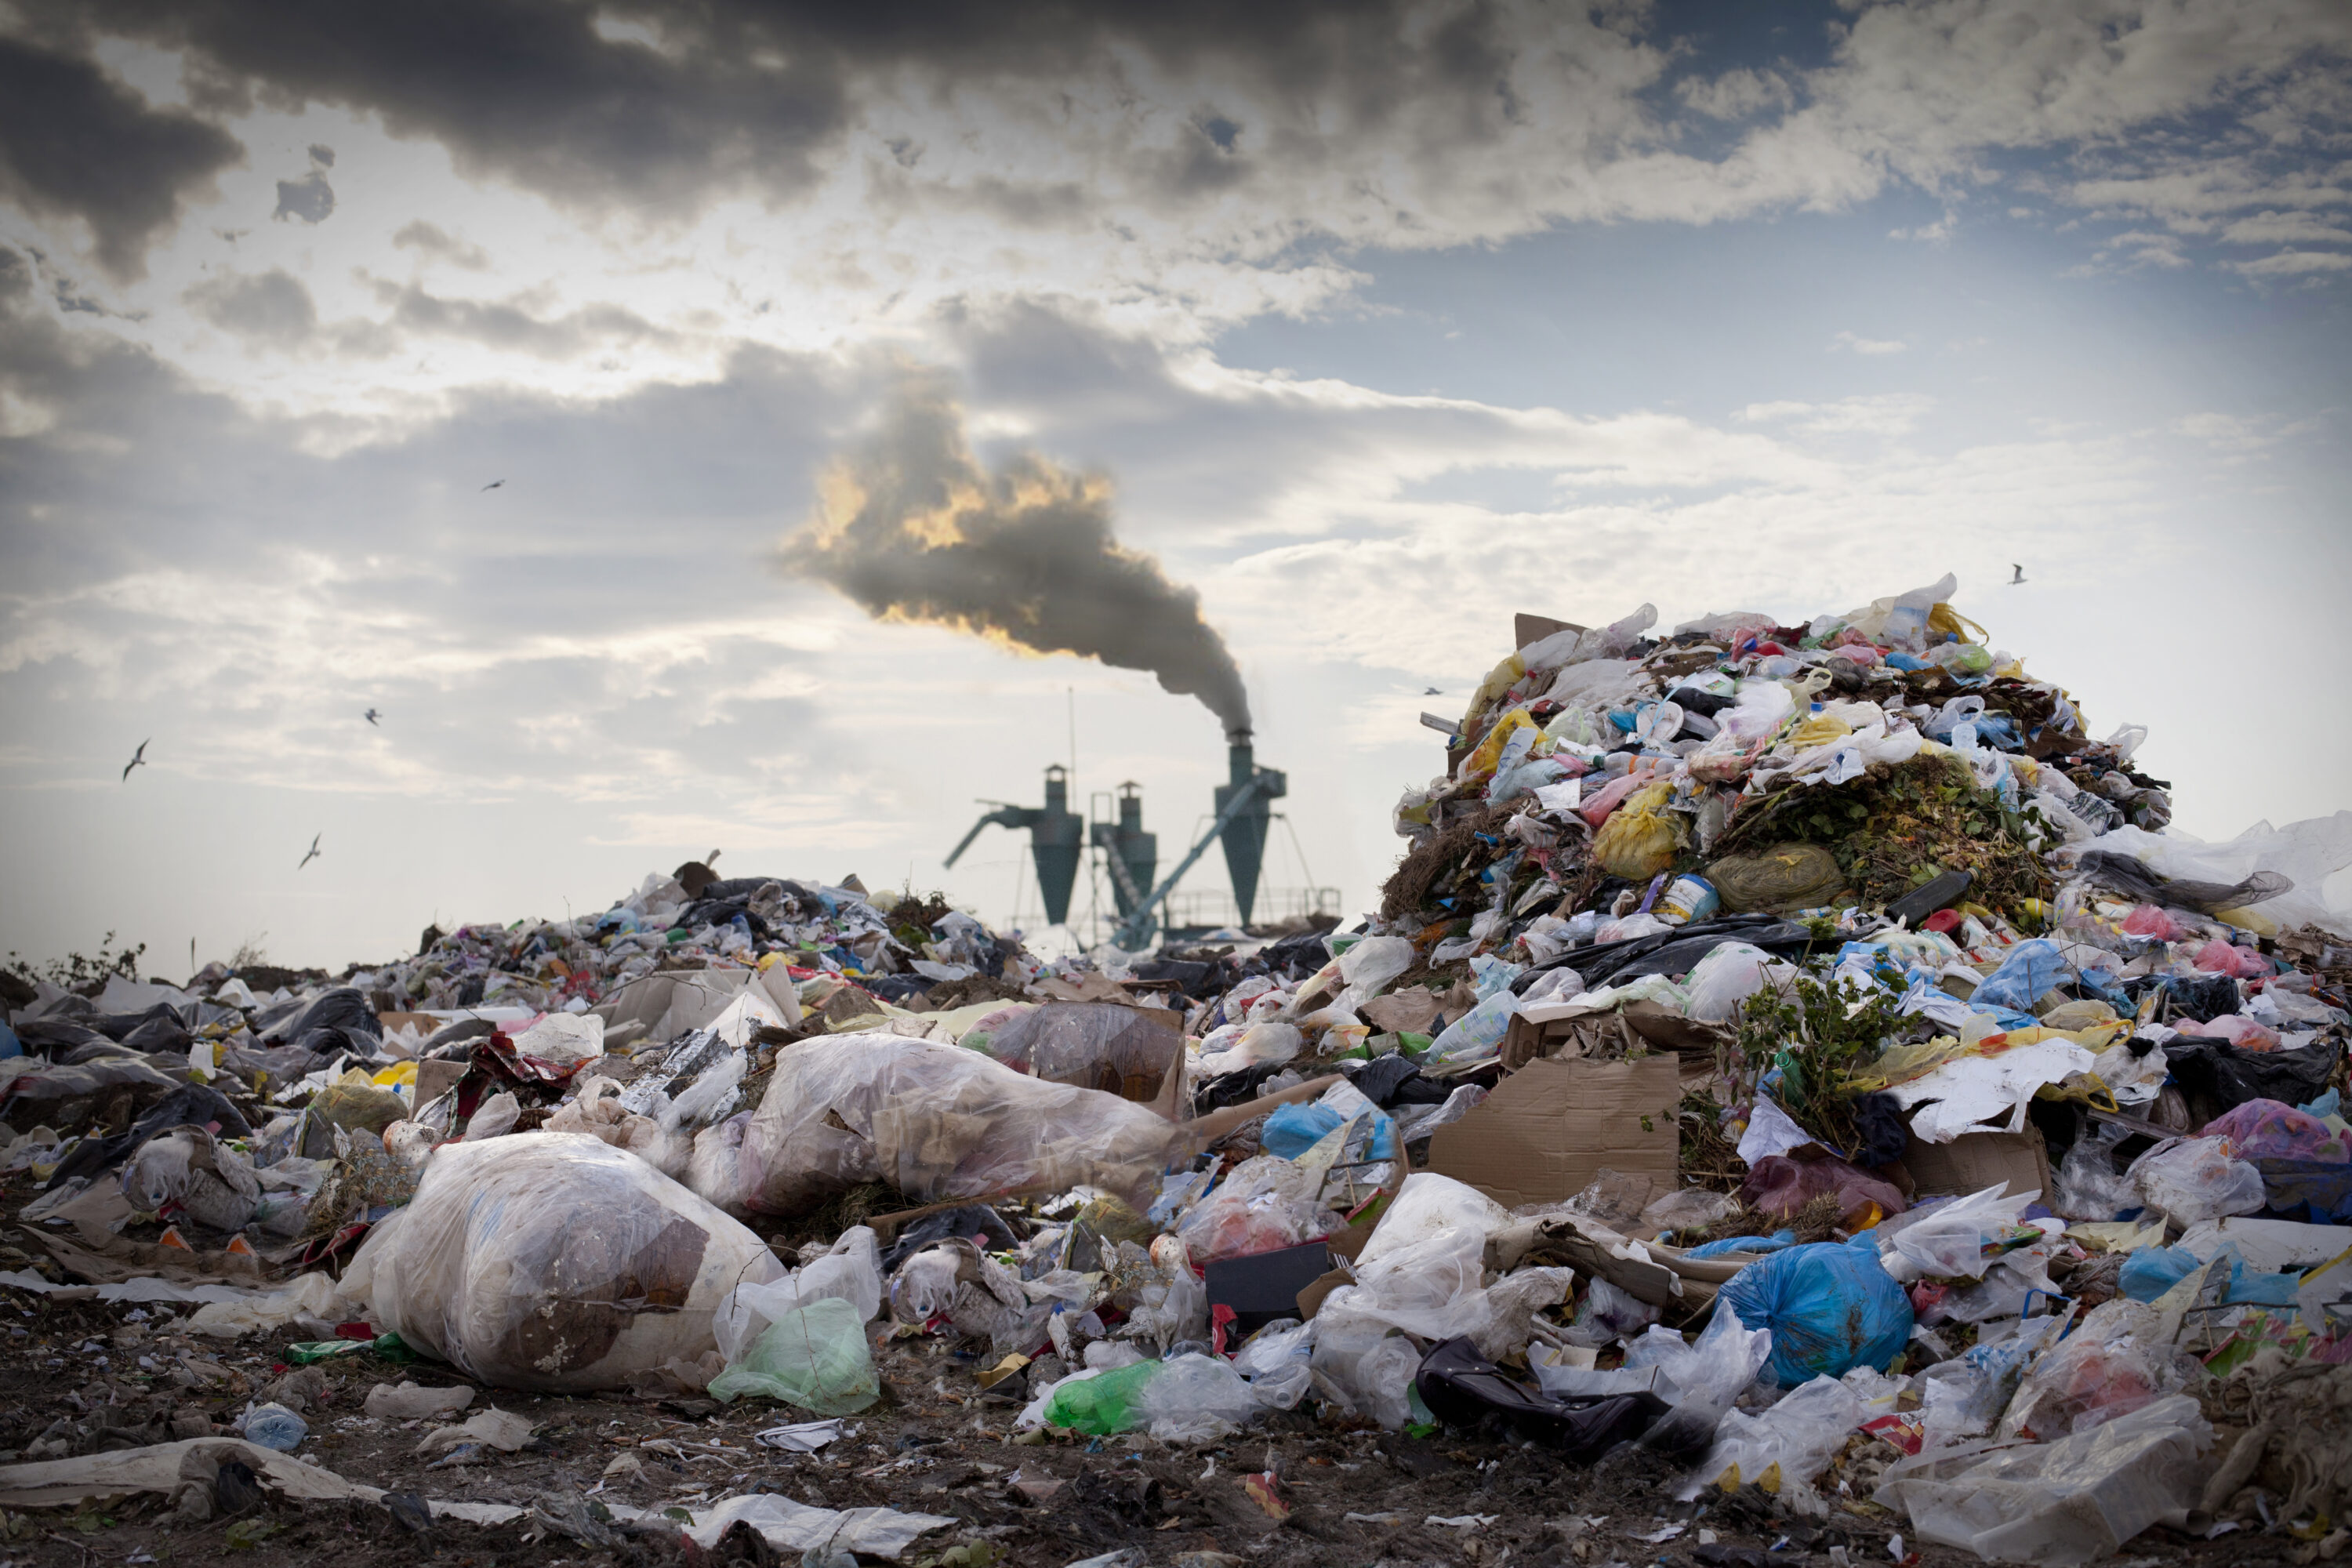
[1308,1294,1423,1428]
[887,1245,963,1324]
[2129,1135,2267,1225]
[1682,942,1787,1024]
[1116,1236,1209,1352]
[1717,1235,1913,1388]
[978,1002,1179,1104]
[716,1033,1192,1217]
[337,1131,785,1392]
[1615,1305,1775,1453]
[1879,1395,2212,1566]
[1706,843,1847,913]
[716,1226,882,1363]
[1917,1314,2062,1446]
[1195,1020,1302,1079]
[1172,1155,1340,1265]
[2202,1097,2349,1163]
[707,1295,880,1414]
[1415,1336,1666,1459]
[1424,989,1521,1068]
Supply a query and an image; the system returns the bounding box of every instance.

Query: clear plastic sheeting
[338,1131,784,1392]
[715,1225,882,1363]
[2129,1136,2268,1226]
[716,1033,1192,1217]
[1878,1395,2212,1566]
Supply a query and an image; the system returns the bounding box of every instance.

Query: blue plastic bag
[0,1022,18,1061]
[1972,938,2066,1014]
[1717,1233,1913,1387]
[2121,1243,2299,1308]
[1261,1102,1398,1162]
[1686,1229,1796,1261]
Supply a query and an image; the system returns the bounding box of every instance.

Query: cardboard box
[1426,1055,1682,1210]
[1903,1127,2054,1203]
[412,1057,467,1111]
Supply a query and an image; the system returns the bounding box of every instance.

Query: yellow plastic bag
[1461,707,1537,783]
[1593,782,1682,880]
[1784,710,1852,751]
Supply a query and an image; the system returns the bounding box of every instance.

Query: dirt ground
[0,1279,2310,1568]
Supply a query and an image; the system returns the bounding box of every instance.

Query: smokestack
[786,376,1251,739]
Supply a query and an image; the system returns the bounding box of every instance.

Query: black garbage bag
[12,1018,108,1054]
[2166,1037,2339,1121]
[1257,928,1331,979]
[1414,1337,1667,1460]
[93,1002,189,1043]
[118,1014,193,1055]
[1351,1053,1450,1109]
[2120,972,2241,1023]
[2076,850,2291,916]
[44,1082,254,1191]
[263,987,381,1046]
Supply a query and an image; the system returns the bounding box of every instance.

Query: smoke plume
[789,379,1252,739]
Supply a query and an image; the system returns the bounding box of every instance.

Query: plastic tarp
[2076,813,2352,938]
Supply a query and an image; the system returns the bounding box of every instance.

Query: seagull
[298,833,321,870]
[481,479,503,491]
[1423,687,1442,695]
[2010,564,2027,585]
[364,708,381,725]
[122,740,148,781]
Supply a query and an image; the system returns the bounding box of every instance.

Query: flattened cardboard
[1426,1055,1682,1210]
[1515,612,1588,651]
[1902,1126,2054,1203]
[412,1057,467,1112]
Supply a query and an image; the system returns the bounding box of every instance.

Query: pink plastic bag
[1576,764,1661,828]
[2202,1098,2349,1163]
[1740,1154,1908,1229]
[2177,1014,2283,1051]
[2122,906,2190,942]
[2194,939,2273,979]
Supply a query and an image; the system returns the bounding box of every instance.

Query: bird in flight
[298,834,321,870]
[481,479,504,491]
[122,740,148,781]
[364,708,381,725]
[2010,564,2027,585]
[1423,687,1442,695]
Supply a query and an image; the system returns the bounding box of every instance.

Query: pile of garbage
[5,572,2352,1566]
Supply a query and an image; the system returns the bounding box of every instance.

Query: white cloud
[1831,330,1909,354]
[1736,394,1935,436]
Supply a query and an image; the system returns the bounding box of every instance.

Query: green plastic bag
[707,1296,879,1414]
[1040,1359,1160,1435]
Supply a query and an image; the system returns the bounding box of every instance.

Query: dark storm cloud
[184,266,316,346]
[0,34,242,281]
[29,0,1513,218]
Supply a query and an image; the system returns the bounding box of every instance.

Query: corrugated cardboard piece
[1904,1127,2054,1202]
[1426,1055,1682,1209]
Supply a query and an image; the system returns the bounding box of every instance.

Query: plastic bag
[118,1126,260,1232]
[716,1034,1191,1217]
[1878,1184,2034,1283]
[2130,1136,2267,1225]
[1425,989,1522,1068]
[1706,844,1847,914]
[1682,943,1783,1024]
[1740,1154,1907,1230]
[1879,1395,2212,1566]
[716,1225,882,1363]
[2052,1123,2136,1221]
[1230,1318,1315,1410]
[1972,938,2066,1014]
[2203,1098,2349,1163]
[1680,1373,1865,1504]
[707,1294,880,1414]
[1614,1302,1772,1415]
[2080,815,2349,935]
[1915,1313,2063,1447]
[1593,782,1682,880]
[1135,1351,1261,1443]
[1717,1235,1913,1388]
[337,1131,784,1392]
[1997,1301,2177,1441]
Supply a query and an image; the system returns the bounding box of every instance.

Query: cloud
[0,34,242,280]
[184,267,316,347]
[272,169,332,223]
[1675,67,1796,122]
[1737,394,1935,437]
[366,280,677,358]
[390,220,489,270]
[1831,330,1907,355]
[2224,248,2352,276]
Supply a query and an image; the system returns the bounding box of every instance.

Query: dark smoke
[787,379,1252,739]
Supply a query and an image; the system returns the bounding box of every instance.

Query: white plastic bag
[715,1225,882,1363]
[1878,1184,2034,1283]
[1682,943,1785,1025]
[2130,1136,2267,1226]
[338,1131,784,1392]
[1135,1351,1260,1443]
[1679,1373,1866,1506]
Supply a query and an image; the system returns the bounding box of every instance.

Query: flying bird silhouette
[364,708,381,725]
[1423,687,1442,695]
[298,834,321,870]
[481,479,504,491]
[122,740,148,781]
[2010,564,2027,585]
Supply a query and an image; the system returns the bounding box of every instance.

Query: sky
[2,0,2348,975]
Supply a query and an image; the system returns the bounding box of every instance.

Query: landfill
[2,573,2351,1568]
